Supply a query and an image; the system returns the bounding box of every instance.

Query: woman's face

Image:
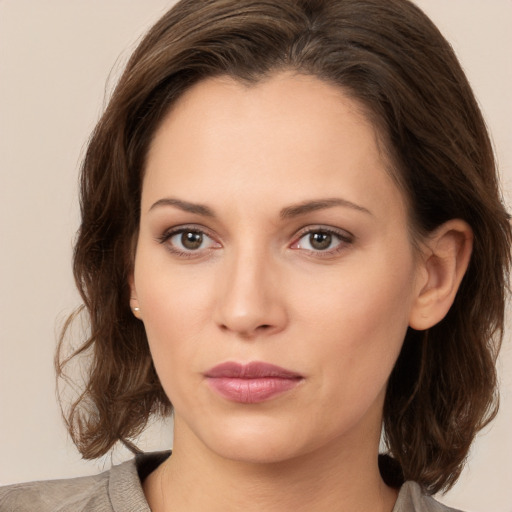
[132,72,424,464]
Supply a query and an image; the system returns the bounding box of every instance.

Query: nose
[213,248,288,339]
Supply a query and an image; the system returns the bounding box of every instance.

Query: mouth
[204,361,304,404]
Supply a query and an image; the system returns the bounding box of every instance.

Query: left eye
[293,230,349,252]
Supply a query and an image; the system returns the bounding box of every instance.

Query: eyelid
[155,223,354,258]
[156,224,222,257]
[290,225,355,255]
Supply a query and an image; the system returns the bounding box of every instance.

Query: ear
[128,273,143,320]
[409,219,473,330]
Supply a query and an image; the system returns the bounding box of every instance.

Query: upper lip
[205,361,302,379]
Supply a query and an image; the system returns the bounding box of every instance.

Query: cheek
[301,250,414,337]
[297,250,416,391]
[135,243,214,329]
[133,251,216,388]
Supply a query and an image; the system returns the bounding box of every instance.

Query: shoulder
[0,471,110,512]
[0,451,170,512]
[395,481,465,512]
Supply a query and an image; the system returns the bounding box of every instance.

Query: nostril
[218,322,274,337]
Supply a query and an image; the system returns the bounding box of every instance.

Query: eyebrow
[279,198,373,219]
[149,198,215,217]
[148,197,372,218]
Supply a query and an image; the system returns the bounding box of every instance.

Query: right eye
[158,227,221,257]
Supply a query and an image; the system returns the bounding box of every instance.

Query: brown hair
[57,0,511,494]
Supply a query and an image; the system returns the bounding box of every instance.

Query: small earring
[132,307,140,312]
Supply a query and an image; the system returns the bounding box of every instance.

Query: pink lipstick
[204,362,303,404]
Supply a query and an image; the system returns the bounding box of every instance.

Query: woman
[1,0,510,510]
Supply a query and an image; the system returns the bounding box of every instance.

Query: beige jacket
[0,452,463,512]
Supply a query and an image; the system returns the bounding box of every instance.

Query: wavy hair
[57,0,511,494]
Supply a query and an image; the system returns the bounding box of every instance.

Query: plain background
[0,1,511,510]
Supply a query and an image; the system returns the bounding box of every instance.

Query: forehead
[148,72,380,164]
[143,72,405,222]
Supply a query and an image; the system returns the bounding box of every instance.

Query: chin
[197,419,311,465]
[212,439,303,465]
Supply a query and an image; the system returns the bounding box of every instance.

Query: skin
[130,72,472,512]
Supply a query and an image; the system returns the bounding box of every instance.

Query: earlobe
[128,274,143,320]
[409,219,473,331]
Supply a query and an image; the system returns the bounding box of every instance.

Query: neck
[144,427,398,512]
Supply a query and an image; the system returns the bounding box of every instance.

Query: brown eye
[181,231,203,250]
[291,227,352,255]
[162,228,220,256]
[309,232,332,250]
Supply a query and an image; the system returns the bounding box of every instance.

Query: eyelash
[157,225,220,259]
[156,225,354,258]
[291,226,354,257]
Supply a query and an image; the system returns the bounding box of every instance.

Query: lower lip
[206,377,302,403]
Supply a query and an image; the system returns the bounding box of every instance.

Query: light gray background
[0,1,511,511]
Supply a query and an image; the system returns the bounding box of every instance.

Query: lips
[204,362,303,403]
